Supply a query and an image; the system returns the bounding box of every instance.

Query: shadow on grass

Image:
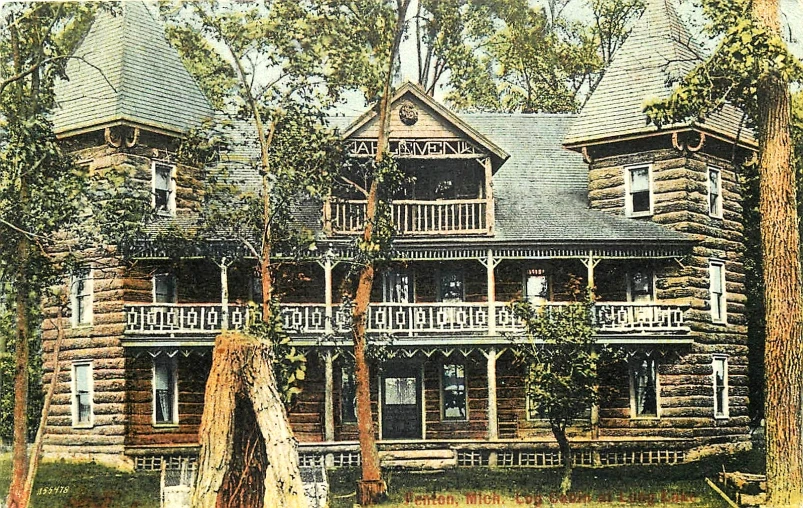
[329,449,764,508]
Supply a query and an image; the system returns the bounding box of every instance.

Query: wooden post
[483,157,494,235]
[324,252,333,334]
[487,249,496,336]
[220,257,229,331]
[324,350,335,442]
[487,347,498,440]
[486,347,499,467]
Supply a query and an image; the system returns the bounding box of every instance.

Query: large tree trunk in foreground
[754,1,803,506]
[552,424,572,495]
[192,332,307,508]
[7,249,30,508]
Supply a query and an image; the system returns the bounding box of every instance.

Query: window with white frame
[152,161,176,215]
[441,364,467,421]
[626,165,652,216]
[709,260,727,323]
[713,355,728,418]
[70,267,93,326]
[708,166,723,218]
[438,268,464,302]
[630,356,658,417]
[153,273,177,303]
[341,368,357,423]
[153,356,178,425]
[72,361,93,427]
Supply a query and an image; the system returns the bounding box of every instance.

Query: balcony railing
[327,199,488,235]
[124,302,688,339]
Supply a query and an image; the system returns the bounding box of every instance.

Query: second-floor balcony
[326,198,490,236]
[123,301,689,345]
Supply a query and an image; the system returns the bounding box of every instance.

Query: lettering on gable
[347,139,483,158]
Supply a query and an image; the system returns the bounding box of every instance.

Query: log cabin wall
[586,141,750,452]
[124,352,211,447]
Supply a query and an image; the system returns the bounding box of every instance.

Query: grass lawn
[0,453,160,508]
[329,449,765,508]
[0,448,763,507]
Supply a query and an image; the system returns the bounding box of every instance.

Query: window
[709,260,726,323]
[438,268,464,303]
[627,269,654,303]
[383,269,413,303]
[72,362,93,427]
[626,165,652,216]
[70,267,93,326]
[630,357,658,417]
[152,161,176,215]
[524,268,549,305]
[341,368,357,424]
[708,166,722,217]
[153,273,177,303]
[153,356,178,425]
[441,364,467,421]
[713,356,728,419]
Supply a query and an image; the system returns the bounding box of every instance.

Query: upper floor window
[708,166,722,218]
[70,267,93,326]
[383,269,413,303]
[524,268,549,305]
[441,364,467,421]
[630,356,658,418]
[713,355,728,419]
[627,269,654,303]
[153,356,178,425]
[152,161,176,216]
[153,273,177,303]
[72,361,93,427]
[709,260,726,323]
[438,268,464,303]
[625,165,652,216]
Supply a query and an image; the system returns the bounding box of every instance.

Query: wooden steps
[379,449,457,470]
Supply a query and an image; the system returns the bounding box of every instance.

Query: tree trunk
[552,424,573,495]
[192,332,308,508]
[753,1,803,506]
[18,304,66,508]
[7,276,29,508]
[350,3,412,504]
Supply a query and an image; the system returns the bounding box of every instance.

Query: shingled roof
[563,0,755,148]
[52,1,213,137]
[465,114,691,245]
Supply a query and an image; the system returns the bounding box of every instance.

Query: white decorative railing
[328,199,488,235]
[124,302,687,338]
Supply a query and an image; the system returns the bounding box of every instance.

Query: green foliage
[245,301,306,408]
[510,288,600,430]
[644,0,803,127]
[353,154,408,261]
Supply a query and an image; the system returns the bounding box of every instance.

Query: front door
[381,364,422,439]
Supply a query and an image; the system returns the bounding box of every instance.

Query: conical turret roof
[564,0,754,148]
[52,1,213,137]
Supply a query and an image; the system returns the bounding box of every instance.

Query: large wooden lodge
[42,0,755,471]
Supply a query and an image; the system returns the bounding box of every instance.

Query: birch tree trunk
[753,0,803,506]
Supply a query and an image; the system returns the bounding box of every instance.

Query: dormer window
[625,165,652,217]
[153,161,176,216]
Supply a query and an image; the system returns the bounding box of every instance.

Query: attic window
[152,162,176,216]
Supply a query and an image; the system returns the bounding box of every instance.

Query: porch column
[582,251,600,292]
[486,347,498,440]
[324,251,334,334]
[482,157,494,235]
[220,257,229,330]
[324,350,335,441]
[486,248,496,336]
